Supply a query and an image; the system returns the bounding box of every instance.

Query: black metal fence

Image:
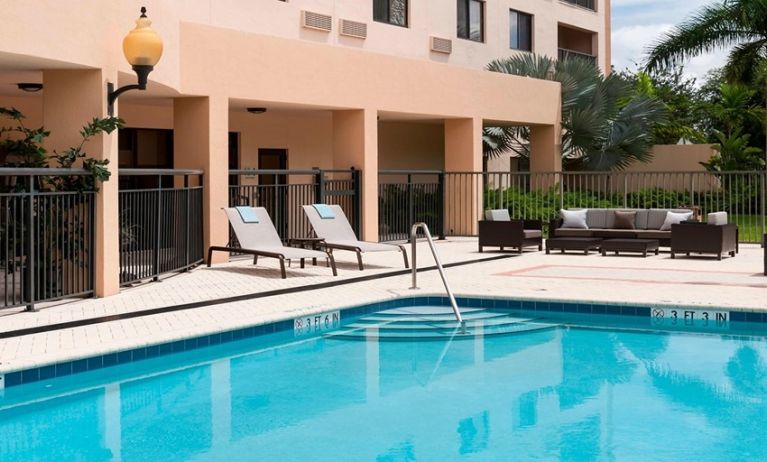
[378,170,767,243]
[118,169,204,286]
[0,168,96,311]
[228,169,361,243]
[379,170,444,241]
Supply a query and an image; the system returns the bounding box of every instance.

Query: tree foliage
[0,108,123,191]
[485,54,667,171]
[645,0,767,84]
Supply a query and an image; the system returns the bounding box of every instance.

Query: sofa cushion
[707,211,728,225]
[554,228,594,237]
[635,230,672,240]
[586,209,609,229]
[590,229,639,238]
[635,210,649,229]
[613,210,637,229]
[647,209,670,230]
[561,209,588,229]
[660,211,694,231]
[523,230,542,238]
[485,209,511,221]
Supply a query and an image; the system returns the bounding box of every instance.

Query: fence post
[407,173,414,234]
[313,168,325,204]
[623,175,628,208]
[762,171,766,248]
[153,174,162,282]
[689,174,696,215]
[438,172,446,239]
[185,174,191,269]
[558,176,564,211]
[25,175,36,312]
[351,168,361,237]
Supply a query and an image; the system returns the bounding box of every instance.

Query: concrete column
[529,124,562,173]
[529,123,562,191]
[174,96,229,263]
[43,69,120,297]
[332,108,378,241]
[444,117,483,235]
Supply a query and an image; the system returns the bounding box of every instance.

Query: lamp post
[107,6,163,116]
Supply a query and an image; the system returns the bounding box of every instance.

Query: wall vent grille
[430,36,453,54]
[301,11,332,32]
[339,19,367,39]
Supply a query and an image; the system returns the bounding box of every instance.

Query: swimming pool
[1,299,766,461]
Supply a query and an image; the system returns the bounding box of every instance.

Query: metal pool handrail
[410,222,463,323]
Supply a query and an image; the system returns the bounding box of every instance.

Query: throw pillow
[485,209,511,221]
[561,209,588,229]
[660,211,694,231]
[613,210,636,230]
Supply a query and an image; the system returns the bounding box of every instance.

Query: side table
[287,237,327,267]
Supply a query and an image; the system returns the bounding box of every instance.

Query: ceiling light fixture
[17,83,43,93]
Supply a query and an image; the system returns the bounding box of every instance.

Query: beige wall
[230,110,335,171]
[628,144,717,173]
[378,122,444,171]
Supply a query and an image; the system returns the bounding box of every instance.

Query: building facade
[0,0,610,297]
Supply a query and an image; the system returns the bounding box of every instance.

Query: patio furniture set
[479,208,738,260]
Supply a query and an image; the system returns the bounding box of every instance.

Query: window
[374,0,408,27]
[457,0,483,42]
[563,0,596,11]
[510,10,532,51]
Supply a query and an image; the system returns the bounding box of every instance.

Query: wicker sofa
[548,208,694,247]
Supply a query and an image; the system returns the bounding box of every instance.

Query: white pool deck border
[0,237,765,375]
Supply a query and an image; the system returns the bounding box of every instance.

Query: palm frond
[645,1,757,72]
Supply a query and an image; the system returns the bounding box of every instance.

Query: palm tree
[486,54,666,171]
[645,0,767,83]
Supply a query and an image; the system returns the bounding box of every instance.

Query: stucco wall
[378,121,444,171]
[628,144,717,172]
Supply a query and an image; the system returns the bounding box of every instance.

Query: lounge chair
[302,204,409,270]
[207,207,337,278]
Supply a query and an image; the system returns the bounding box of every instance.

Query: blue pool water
[2,306,767,461]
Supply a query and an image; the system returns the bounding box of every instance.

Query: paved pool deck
[0,237,765,374]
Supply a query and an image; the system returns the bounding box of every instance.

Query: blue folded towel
[313,204,335,219]
[235,206,259,223]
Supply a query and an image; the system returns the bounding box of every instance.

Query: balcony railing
[561,0,596,11]
[558,48,597,65]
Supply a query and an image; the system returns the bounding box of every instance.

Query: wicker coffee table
[601,238,659,257]
[546,237,603,255]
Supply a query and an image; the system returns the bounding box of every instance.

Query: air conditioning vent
[339,19,367,39]
[430,36,452,54]
[302,10,332,32]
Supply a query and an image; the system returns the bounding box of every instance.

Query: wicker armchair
[478,218,543,253]
[670,223,738,260]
